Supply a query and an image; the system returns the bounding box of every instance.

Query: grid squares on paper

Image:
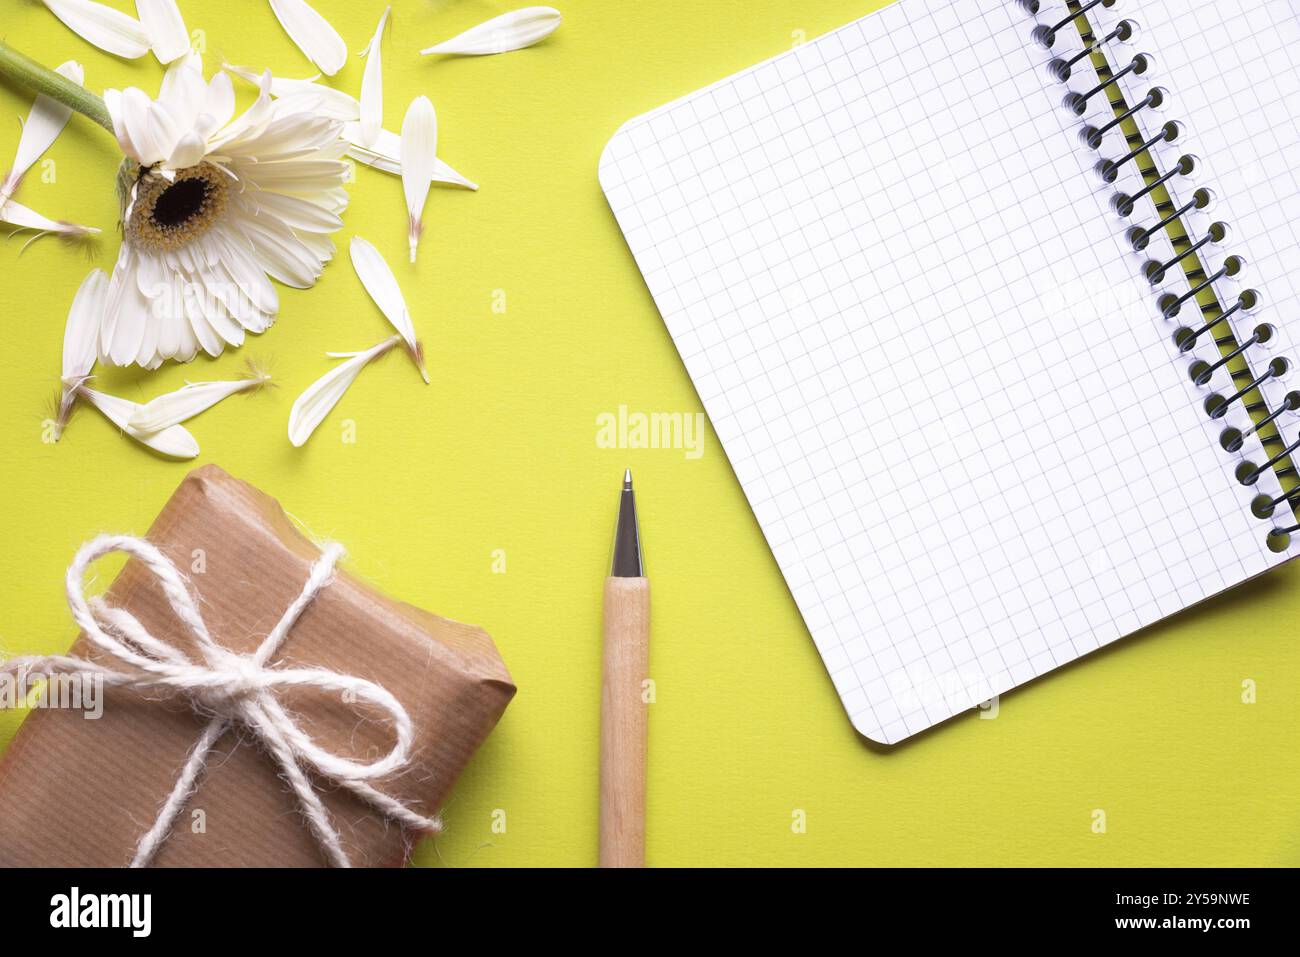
[598,0,1291,744]
[1099,0,1300,508]
[1035,0,1299,521]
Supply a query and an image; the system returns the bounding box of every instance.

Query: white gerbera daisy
[99,52,350,368]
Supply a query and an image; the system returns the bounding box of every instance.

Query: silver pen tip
[611,469,643,577]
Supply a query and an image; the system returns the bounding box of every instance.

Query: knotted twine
[0,534,441,867]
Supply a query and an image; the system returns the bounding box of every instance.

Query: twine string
[1,534,441,867]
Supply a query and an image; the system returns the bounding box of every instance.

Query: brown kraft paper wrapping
[0,464,516,866]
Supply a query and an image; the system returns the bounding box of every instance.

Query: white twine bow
[0,534,441,867]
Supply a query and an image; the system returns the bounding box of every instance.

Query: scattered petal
[350,236,427,382]
[54,269,108,439]
[419,6,562,57]
[79,388,200,458]
[342,124,477,188]
[0,198,99,236]
[62,269,107,385]
[358,6,390,148]
[128,366,271,432]
[136,0,189,64]
[2,61,84,204]
[40,0,151,59]
[288,336,398,446]
[267,0,347,76]
[400,96,436,262]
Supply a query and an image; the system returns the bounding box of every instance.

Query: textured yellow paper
[0,0,1297,867]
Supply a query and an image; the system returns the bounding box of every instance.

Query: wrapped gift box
[0,465,515,866]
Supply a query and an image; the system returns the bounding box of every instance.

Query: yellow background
[1,0,1298,867]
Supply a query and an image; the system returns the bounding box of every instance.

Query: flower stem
[0,41,114,133]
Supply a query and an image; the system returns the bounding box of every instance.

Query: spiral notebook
[598,0,1300,744]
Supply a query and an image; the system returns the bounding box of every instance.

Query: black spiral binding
[1017,0,1300,549]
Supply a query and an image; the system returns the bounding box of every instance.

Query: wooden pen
[599,468,650,867]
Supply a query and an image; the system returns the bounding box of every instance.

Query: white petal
[350,236,427,382]
[129,257,200,365]
[101,245,148,365]
[201,71,236,132]
[207,269,266,333]
[234,156,349,191]
[343,124,478,188]
[178,282,222,357]
[102,88,137,159]
[0,198,98,235]
[168,310,201,363]
[132,309,162,367]
[167,130,207,168]
[400,96,436,263]
[128,378,258,432]
[237,215,324,287]
[198,297,247,347]
[209,228,279,316]
[220,111,339,160]
[288,337,397,446]
[296,229,336,264]
[137,0,189,64]
[56,60,86,85]
[157,50,206,130]
[3,61,83,201]
[80,388,200,458]
[62,268,108,384]
[223,63,361,120]
[205,70,275,152]
[419,6,561,56]
[342,125,399,173]
[145,98,189,165]
[145,294,183,363]
[267,90,358,125]
[267,0,347,76]
[120,86,165,164]
[41,0,151,59]
[358,6,389,148]
[247,189,343,232]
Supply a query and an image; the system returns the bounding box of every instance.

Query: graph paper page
[598,0,1291,744]
[1112,0,1300,441]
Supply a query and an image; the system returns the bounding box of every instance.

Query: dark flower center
[126,162,229,253]
[151,178,210,228]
